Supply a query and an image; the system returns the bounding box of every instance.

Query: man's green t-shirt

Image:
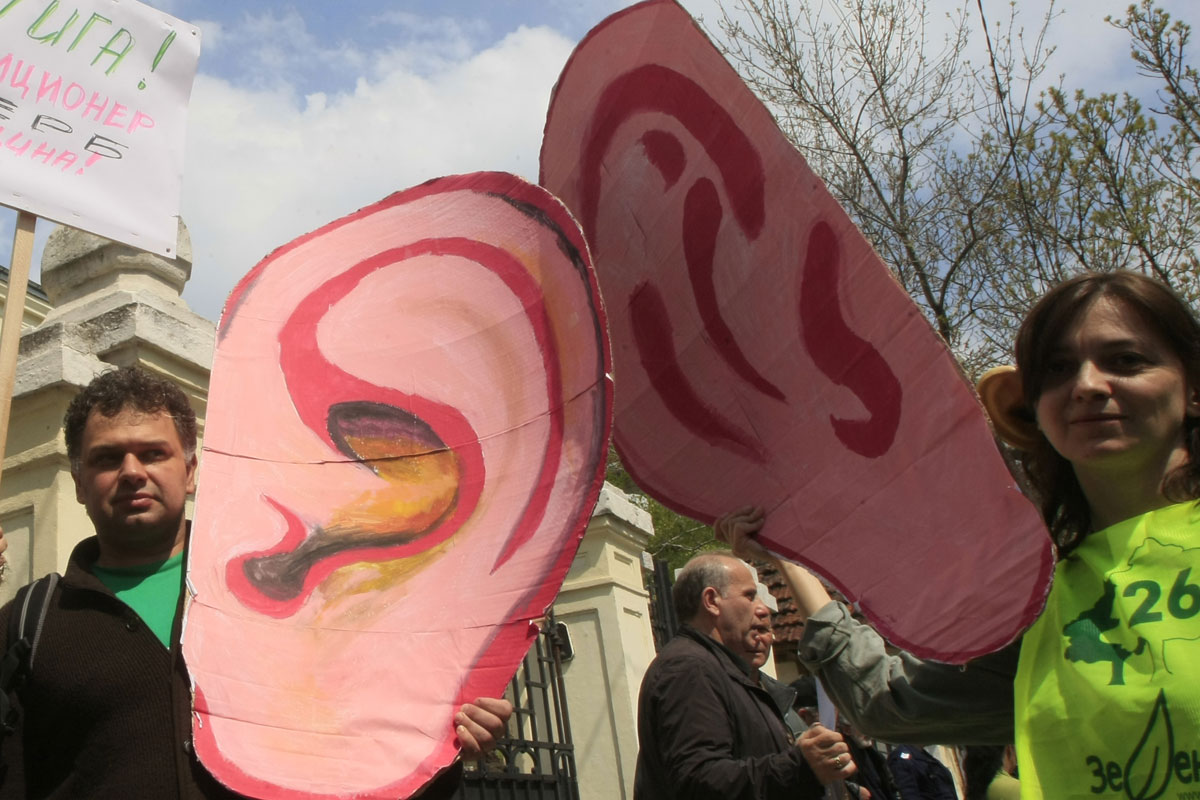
[92,552,184,648]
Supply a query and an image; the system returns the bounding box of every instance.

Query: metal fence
[457,611,579,800]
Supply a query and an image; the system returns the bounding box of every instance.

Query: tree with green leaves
[604,447,722,571]
[713,0,1200,370]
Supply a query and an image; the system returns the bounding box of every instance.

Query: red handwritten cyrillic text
[82,90,107,121]
[0,53,155,133]
[51,149,77,170]
[30,138,53,162]
[102,101,127,129]
[0,54,33,99]
[5,129,30,155]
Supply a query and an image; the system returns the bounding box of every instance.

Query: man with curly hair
[0,366,508,798]
[62,366,200,572]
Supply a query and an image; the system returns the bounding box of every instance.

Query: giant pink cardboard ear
[183,173,611,799]
[540,0,1053,662]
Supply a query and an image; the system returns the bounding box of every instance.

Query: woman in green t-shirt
[719,271,1200,799]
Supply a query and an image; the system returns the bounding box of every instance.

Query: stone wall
[0,221,213,602]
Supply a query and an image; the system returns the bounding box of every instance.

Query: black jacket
[887,745,958,800]
[633,625,824,799]
[0,536,236,799]
[0,536,463,799]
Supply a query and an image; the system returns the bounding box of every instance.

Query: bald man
[634,552,855,799]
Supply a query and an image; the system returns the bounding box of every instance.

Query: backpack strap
[16,573,59,672]
[0,573,61,735]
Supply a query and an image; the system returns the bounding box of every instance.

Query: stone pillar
[0,222,213,601]
[555,484,656,800]
[0,267,51,330]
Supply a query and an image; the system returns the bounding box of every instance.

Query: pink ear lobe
[976,366,1041,450]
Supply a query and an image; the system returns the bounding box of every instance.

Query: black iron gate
[647,557,678,651]
[458,610,579,800]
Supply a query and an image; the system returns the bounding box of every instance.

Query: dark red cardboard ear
[541,0,1053,663]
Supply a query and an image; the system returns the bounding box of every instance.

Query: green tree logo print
[1064,539,1200,684]
[1064,578,1148,685]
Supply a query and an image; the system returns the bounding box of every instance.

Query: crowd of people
[0,267,1195,799]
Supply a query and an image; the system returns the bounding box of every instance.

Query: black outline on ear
[977,366,1042,451]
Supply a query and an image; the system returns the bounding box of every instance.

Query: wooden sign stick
[0,210,38,491]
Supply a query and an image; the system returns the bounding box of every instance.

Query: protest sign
[0,0,200,256]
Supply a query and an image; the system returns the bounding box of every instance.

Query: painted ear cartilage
[976,366,1043,451]
[541,0,1053,663]
[183,172,611,799]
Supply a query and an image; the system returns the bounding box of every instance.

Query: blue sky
[162,1,621,90]
[2,0,1195,320]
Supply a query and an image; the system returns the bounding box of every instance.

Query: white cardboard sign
[0,0,200,256]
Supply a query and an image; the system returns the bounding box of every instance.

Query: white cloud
[9,0,1196,316]
[368,9,488,46]
[190,18,224,52]
[177,24,575,320]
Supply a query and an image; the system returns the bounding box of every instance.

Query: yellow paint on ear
[976,365,1042,451]
[317,538,455,625]
[327,445,460,536]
